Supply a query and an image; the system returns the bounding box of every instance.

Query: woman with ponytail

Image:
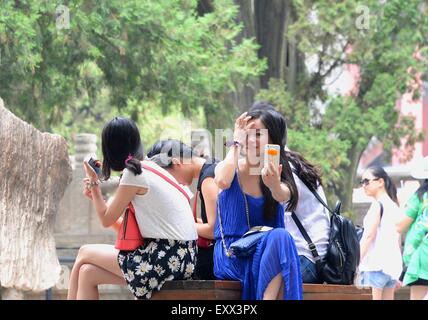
[358,166,402,300]
[213,107,303,300]
[68,117,197,300]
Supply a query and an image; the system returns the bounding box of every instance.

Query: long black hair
[416,179,428,200]
[249,101,323,193]
[285,150,323,190]
[246,106,298,221]
[146,139,194,168]
[367,166,399,205]
[101,117,144,180]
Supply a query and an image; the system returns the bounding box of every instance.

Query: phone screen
[88,157,102,177]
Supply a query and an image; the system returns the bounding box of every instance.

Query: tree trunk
[227,0,260,113]
[204,0,304,129]
[0,97,72,292]
[338,144,363,214]
[235,0,302,100]
[255,0,299,89]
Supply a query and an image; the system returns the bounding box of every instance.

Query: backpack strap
[291,168,334,214]
[290,168,328,263]
[291,212,322,262]
[142,163,190,203]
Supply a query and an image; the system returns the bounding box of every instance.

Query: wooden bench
[303,283,372,300]
[151,280,372,300]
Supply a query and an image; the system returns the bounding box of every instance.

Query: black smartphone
[88,157,102,177]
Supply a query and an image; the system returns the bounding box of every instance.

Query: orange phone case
[264,144,280,168]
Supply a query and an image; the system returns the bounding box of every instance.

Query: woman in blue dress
[214,106,303,300]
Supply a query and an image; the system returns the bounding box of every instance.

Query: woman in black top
[146,139,218,279]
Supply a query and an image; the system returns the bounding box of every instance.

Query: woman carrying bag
[249,101,330,284]
[146,139,219,280]
[67,117,197,300]
[213,106,303,300]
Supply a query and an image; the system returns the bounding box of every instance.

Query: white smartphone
[264,144,281,169]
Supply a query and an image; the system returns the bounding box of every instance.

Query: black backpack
[291,173,361,285]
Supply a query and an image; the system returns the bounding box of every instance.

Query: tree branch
[308,40,350,94]
[91,31,122,55]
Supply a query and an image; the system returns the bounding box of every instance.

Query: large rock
[0,98,72,292]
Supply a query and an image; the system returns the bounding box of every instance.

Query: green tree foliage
[0,0,265,148]
[1,0,427,216]
[258,0,427,211]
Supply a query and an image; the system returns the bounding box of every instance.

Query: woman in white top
[284,150,330,283]
[358,166,402,300]
[67,117,197,300]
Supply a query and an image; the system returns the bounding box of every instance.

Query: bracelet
[224,140,243,148]
[88,180,100,188]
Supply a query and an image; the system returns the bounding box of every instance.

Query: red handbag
[114,202,143,251]
[114,164,192,251]
[193,191,213,248]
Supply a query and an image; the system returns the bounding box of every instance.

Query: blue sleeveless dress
[213,173,303,300]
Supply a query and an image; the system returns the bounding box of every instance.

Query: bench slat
[304,293,372,300]
[158,280,241,290]
[151,280,372,300]
[303,283,370,294]
[152,289,241,300]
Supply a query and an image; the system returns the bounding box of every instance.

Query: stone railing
[55,134,116,252]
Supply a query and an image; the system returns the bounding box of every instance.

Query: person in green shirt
[397,156,428,300]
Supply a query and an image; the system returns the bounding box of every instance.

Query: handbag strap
[216,188,229,255]
[142,163,190,203]
[217,170,251,257]
[193,191,199,223]
[142,163,200,227]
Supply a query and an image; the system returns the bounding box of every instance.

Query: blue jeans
[359,271,397,289]
[299,255,319,283]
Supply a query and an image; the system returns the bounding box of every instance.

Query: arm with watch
[214,112,251,190]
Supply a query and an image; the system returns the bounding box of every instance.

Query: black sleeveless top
[196,158,218,223]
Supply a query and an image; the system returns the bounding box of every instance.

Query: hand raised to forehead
[234,112,252,145]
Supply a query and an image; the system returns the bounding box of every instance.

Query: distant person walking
[358,166,402,300]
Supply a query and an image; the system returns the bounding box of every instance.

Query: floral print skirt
[117,238,197,300]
